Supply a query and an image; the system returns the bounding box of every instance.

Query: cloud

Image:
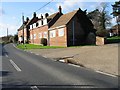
[56,0,84,12]
[111,17,116,25]
[0,23,18,37]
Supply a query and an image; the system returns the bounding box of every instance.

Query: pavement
[0,43,119,89]
[27,44,119,76]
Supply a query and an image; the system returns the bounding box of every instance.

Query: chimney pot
[58,6,62,13]
[45,13,49,18]
[41,14,43,19]
[26,17,29,22]
[33,12,36,17]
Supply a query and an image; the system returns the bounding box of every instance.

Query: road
[0,43,119,90]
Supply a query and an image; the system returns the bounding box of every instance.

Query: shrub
[96,29,108,37]
[41,38,47,46]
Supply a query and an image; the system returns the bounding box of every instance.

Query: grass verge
[17,44,65,50]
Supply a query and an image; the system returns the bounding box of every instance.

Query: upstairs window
[33,23,36,28]
[30,25,32,29]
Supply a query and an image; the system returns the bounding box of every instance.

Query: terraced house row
[18,6,96,47]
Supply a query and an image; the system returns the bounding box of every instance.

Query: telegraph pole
[7,28,8,40]
[22,13,24,44]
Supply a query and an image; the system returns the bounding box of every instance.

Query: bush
[41,38,47,46]
[96,29,108,37]
[25,40,29,44]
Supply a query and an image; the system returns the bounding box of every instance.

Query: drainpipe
[72,21,75,46]
[48,30,50,46]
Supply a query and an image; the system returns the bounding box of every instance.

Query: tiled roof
[112,24,120,29]
[18,24,25,31]
[49,10,78,29]
[47,12,58,19]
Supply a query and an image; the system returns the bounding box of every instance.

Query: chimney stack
[58,6,62,14]
[33,12,36,18]
[26,17,29,22]
[41,14,43,19]
[45,13,49,18]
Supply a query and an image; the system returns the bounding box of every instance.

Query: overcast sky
[0,0,118,37]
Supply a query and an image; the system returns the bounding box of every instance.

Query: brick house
[109,24,120,36]
[29,6,63,44]
[18,12,39,43]
[48,8,95,46]
[18,6,95,46]
[18,19,29,43]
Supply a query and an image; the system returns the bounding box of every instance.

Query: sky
[0,0,118,37]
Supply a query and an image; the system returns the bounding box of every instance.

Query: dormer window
[36,22,39,27]
[38,20,41,27]
[33,23,36,28]
[30,25,32,29]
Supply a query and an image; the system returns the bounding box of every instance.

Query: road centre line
[9,59,22,72]
[31,86,39,90]
[5,54,8,57]
[96,71,117,78]
[68,63,80,67]
[35,54,39,56]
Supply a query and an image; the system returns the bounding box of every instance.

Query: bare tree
[88,2,111,37]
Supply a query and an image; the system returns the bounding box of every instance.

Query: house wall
[18,29,23,39]
[67,15,85,46]
[18,28,28,43]
[29,25,48,44]
[49,27,67,47]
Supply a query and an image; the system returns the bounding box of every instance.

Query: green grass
[107,36,120,40]
[17,44,65,50]
[106,36,120,44]
[69,44,96,48]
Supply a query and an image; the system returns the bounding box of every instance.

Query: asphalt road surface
[0,43,119,90]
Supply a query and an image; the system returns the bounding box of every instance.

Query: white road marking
[31,86,39,90]
[59,59,65,63]
[35,54,39,56]
[96,71,117,77]
[13,44,16,48]
[9,59,22,72]
[68,63,80,67]
[5,54,8,57]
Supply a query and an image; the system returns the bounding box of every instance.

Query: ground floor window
[33,34,36,39]
[30,35,32,39]
[39,33,42,38]
[43,32,47,38]
[50,30,56,38]
[58,28,64,37]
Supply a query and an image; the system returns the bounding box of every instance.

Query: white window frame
[33,23,36,28]
[24,37,26,41]
[38,20,41,27]
[50,30,56,38]
[58,28,64,37]
[39,33,42,38]
[30,35,32,39]
[43,32,47,38]
[30,25,32,29]
[33,34,36,39]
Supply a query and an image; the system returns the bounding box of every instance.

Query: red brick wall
[18,28,28,42]
[18,29,23,38]
[30,25,48,44]
[49,27,67,47]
